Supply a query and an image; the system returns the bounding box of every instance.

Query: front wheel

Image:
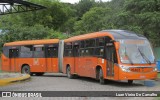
[99,69,105,84]
[21,65,30,74]
[67,66,74,79]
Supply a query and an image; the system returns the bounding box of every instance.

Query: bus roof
[102,30,146,40]
[4,39,59,46]
[65,32,114,42]
[65,30,146,42]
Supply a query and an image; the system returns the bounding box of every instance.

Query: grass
[158,73,160,79]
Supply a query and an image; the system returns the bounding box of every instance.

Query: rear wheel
[36,72,44,76]
[128,80,133,84]
[21,65,30,74]
[67,66,73,79]
[99,68,105,84]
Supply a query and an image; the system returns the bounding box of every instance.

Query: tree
[0,0,159,54]
[75,0,97,20]
[19,0,76,30]
[123,0,160,46]
[74,7,112,35]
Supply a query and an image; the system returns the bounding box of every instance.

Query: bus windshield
[119,39,155,64]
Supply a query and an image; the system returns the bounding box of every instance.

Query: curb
[0,74,30,86]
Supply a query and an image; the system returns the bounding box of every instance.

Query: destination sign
[120,40,145,44]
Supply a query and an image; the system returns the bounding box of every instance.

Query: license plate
[140,76,146,78]
[130,68,141,72]
[130,68,152,73]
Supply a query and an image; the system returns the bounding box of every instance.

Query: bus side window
[73,42,80,57]
[33,46,44,58]
[3,46,9,58]
[9,49,19,58]
[100,48,104,56]
[65,42,72,49]
[95,38,104,57]
[64,50,71,57]
[86,39,96,56]
[85,49,89,56]
[80,49,85,56]
[99,38,105,46]
[20,45,33,58]
[52,47,58,57]
[86,39,95,47]
[80,41,85,48]
[46,46,58,57]
[64,42,72,57]
[80,41,85,56]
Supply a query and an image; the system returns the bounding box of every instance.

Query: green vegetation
[158,73,160,79]
[0,0,160,53]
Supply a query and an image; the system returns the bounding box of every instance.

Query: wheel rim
[25,68,29,74]
[99,69,104,83]
[23,67,29,74]
[67,67,71,77]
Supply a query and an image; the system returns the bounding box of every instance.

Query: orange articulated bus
[63,30,157,84]
[1,39,61,76]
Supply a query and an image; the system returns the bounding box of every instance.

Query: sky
[60,0,111,4]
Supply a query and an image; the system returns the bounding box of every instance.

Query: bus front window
[119,40,155,64]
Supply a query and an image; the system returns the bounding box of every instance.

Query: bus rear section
[63,30,157,84]
[1,39,60,75]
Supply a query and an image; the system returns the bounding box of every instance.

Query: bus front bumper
[118,71,157,80]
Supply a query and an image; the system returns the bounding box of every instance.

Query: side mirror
[115,42,120,50]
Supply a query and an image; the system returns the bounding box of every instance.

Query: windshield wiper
[125,47,134,65]
[137,47,151,65]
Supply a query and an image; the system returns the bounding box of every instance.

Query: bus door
[33,46,46,72]
[106,42,116,77]
[73,42,80,73]
[46,46,58,72]
[9,49,19,72]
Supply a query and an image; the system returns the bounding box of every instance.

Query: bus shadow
[75,76,100,83]
[106,80,144,87]
[76,76,144,87]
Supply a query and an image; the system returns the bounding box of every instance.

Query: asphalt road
[0,73,159,100]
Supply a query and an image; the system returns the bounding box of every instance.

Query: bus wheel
[99,69,105,84]
[128,80,133,84]
[22,65,30,74]
[67,66,73,79]
[36,73,44,76]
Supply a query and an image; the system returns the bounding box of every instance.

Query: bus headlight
[153,67,157,72]
[120,65,130,72]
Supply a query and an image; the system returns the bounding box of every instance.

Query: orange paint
[63,31,157,81]
[1,39,59,73]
